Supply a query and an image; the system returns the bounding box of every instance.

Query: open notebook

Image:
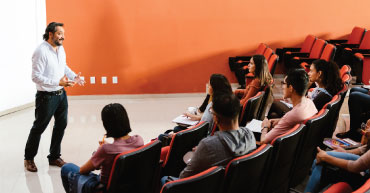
[172,115,199,127]
[246,119,263,133]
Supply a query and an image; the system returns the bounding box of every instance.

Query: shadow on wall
[66,32,342,95]
[127,50,240,94]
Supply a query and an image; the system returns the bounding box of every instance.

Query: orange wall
[46,0,370,95]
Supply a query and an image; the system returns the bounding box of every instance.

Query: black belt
[38,88,64,96]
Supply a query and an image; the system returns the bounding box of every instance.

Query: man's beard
[54,38,63,46]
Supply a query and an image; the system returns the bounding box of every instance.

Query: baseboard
[0,102,35,117]
[68,93,206,100]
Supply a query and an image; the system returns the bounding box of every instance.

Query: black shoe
[49,158,67,167]
[336,131,362,142]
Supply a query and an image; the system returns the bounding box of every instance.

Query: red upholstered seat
[348,26,366,44]
[228,43,267,71]
[161,122,209,177]
[239,91,264,126]
[105,140,162,193]
[290,109,331,187]
[222,144,273,193]
[160,166,224,193]
[263,124,306,193]
[323,182,352,193]
[339,65,351,78]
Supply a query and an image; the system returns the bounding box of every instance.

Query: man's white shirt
[32,41,76,92]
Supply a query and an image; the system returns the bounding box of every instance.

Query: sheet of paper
[246,119,263,133]
[172,115,199,126]
[362,85,370,89]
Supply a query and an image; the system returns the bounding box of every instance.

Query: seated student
[268,60,343,118]
[161,74,232,137]
[305,119,370,193]
[161,93,256,184]
[307,60,343,110]
[260,69,318,144]
[336,87,370,141]
[234,54,273,105]
[60,103,144,193]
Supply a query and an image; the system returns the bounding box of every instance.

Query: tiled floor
[0,77,351,193]
[0,94,205,193]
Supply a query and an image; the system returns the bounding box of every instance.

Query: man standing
[24,22,85,172]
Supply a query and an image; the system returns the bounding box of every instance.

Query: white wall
[0,0,46,114]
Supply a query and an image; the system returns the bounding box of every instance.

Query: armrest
[276,48,301,59]
[352,49,370,54]
[288,52,310,57]
[327,39,347,44]
[235,56,252,61]
[281,47,301,52]
[321,164,368,188]
[341,43,360,49]
[294,58,316,64]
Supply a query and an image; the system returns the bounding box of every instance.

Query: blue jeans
[161,176,179,188]
[349,87,370,133]
[25,90,68,160]
[61,163,100,193]
[304,151,360,193]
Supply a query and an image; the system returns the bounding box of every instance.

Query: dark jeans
[25,89,68,160]
[158,126,187,142]
[348,87,370,133]
[268,100,292,119]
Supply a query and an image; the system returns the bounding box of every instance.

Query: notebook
[172,115,199,127]
[246,119,263,133]
[323,138,361,150]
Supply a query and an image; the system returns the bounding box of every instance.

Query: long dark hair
[210,74,232,97]
[101,103,131,138]
[312,59,343,95]
[252,55,273,87]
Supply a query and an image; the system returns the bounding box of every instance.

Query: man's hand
[262,117,271,130]
[332,145,346,153]
[59,75,75,87]
[269,118,280,128]
[74,72,85,86]
[316,147,327,164]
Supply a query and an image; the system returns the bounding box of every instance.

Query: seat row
[163,80,350,193]
[102,79,349,193]
[229,26,370,85]
[101,66,352,193]
[324,178,370,193]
